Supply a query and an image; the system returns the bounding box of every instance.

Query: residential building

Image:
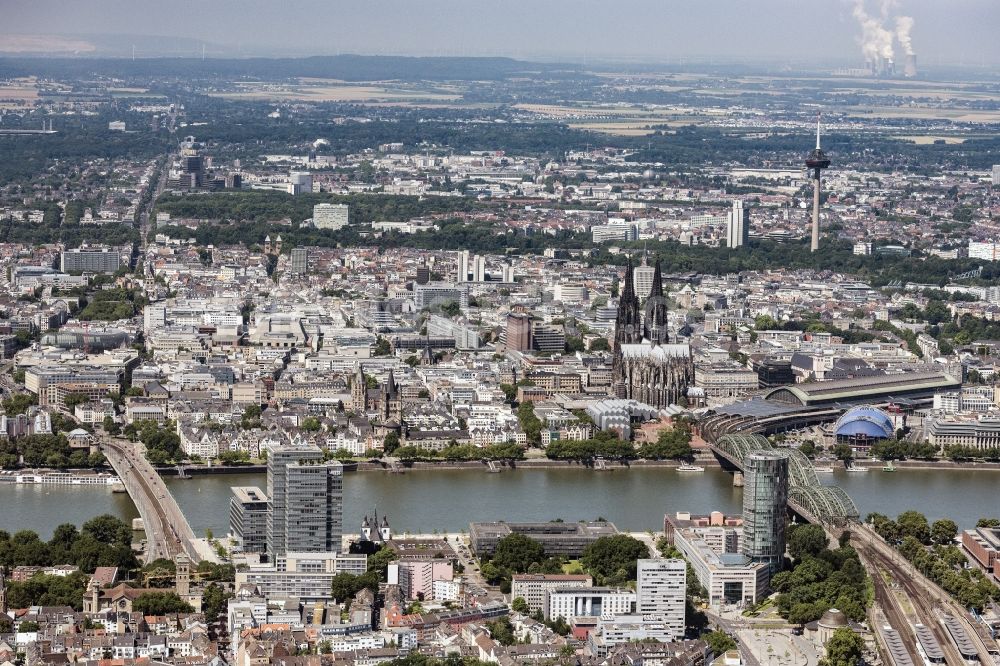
[414,282,468,310]
[505,313,533,352]
[470,521,618,558]
[61,246,129,273]
[636,559,686,640]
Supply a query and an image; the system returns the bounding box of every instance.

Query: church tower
[612,258,642,397]
[643,258,670,345]
[175,553,190,597]
[381,370,401,422]
[0,566,7,615]
[352,365,368,413]
[614,258,642,347]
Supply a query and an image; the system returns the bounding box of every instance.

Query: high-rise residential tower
[636,558,686,639]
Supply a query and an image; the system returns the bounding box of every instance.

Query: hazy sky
[3,0,999,65]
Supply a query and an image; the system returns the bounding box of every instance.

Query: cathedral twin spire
[614,255,669,348]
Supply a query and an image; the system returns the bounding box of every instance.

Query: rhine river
[1,466,997,539]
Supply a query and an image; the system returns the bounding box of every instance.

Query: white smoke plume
[851,0,895,62]
[895,15,915,56]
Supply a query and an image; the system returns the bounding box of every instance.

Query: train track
[857,535,977,666]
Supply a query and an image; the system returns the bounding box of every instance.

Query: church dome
[818,608,848,629]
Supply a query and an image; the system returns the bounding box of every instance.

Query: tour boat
[882,462,897,472]
[676,464,705,472]
[845,464,868,473]
[813,466,835,473]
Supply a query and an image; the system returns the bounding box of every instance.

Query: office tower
[633,260,655,299]
[742,452,789,576]
[267,444,343,557]
[636,559,686,638]
[502,263,515,284]
[289,171,313,195]
[180,149,205,188]
[805,116,831,252]
[506,313,533,352]
[415,265,430,285]
[727,199,749,249]
[531,321,566,353]
[992,165,1000,186]
[457,250,470,283]
[290,247,310,275]
[313,203,349,230]
[230,486,270,555]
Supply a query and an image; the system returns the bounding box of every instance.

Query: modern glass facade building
[741,452,789,576]
[266,444,343,557]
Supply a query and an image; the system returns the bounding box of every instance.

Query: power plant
[845,0,918,78]
[805,116,831,253]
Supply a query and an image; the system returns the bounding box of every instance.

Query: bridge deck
[100,437,198,563]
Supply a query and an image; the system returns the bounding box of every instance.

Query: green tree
[373,337,392,356]
[367,546,396,580]
[499,384,517,404]
[492,533,546,573]
[896,510,930,544]
[930,519,958,545]
[703,630,738,656]
[832,444,853,462]
[511,596,529,614]
[788,524,829,561]
[820,628,864,666]
[517,401,542,447]
[383,431,400,454]
[102,415,121,436]
[132,592,194,615]
[580,534,649,586]
[201,583,233,624]
[81,514,132,547]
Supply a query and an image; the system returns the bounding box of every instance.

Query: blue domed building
[833,406,895,450]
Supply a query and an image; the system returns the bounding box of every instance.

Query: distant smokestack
[904,53,917,78]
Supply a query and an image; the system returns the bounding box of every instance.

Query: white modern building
[726,199,749,249]
[313,203,349,230]
[636,558,686,638]
[672,526,770,608]
[544,587,635,622]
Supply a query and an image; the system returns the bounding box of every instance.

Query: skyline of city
[1,7,1000,664]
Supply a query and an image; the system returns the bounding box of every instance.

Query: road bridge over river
[99,436,198,564]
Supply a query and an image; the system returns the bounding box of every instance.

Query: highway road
[100,436,198,564]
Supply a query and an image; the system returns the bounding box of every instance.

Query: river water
[1,467,996,540]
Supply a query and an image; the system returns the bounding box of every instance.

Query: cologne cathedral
[611,258,694,408]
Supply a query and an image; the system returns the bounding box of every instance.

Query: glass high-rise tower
[266,444,343,557]
[741,452,789,576]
